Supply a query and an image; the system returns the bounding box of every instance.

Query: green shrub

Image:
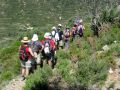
[100,7,120,26]
[24,65,52,90]
[56,59,76,84]
[0,41,20,85]
[57,50,71,60]
[76,58,108,86]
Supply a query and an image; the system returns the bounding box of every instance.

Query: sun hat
[44,32,51,39]
[52,26,56,30]
[58,24,62,27]
[32,34,38,41]
[21,37,30,43]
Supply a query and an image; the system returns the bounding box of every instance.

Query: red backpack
[64,29,70,38]
[19,46,29,61]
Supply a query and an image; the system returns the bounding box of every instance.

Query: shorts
[45,53,52,61]
[21,60,32,69]
[59,40,64,46]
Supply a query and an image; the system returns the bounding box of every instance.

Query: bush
[100,7,120,26]
[57,50,71,60]
[76,58,108,86]
[56,59,77,84]
[24,65,52,90]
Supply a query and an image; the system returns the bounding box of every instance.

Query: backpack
[51,30,57,38]
[44,40,51,54]
[64,29,70,38]
[19,46,28,61]
[72,27,77,35]
[77,25,83,35]
[29,41,42,53]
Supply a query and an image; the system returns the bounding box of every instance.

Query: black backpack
[77,26,83,34]
[19,46,28,61]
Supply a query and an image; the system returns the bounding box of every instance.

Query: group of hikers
[19,17,100,80]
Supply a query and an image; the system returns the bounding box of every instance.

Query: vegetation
[0,0,120,89]
[0,41,20,86]
[24,24,120,89]
[24,65,52,90]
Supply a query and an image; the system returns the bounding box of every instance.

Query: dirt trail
[2,76,25,90]
[102,58,120,90]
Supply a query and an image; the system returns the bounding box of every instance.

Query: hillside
[0,0,119,40]
[0,0,120,90]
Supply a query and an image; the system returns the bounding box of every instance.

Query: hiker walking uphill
[42,32,56,67]
[91,17,99,37]
[71,24,77,41]
[51,26,60,50]
[19,37,35,80]
[57,24,64,49]
[64,26,71,49]
[76,19,85,37]
[29,34,44,68]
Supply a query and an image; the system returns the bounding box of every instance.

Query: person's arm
[39,45,44,52]
[29,48,34,57]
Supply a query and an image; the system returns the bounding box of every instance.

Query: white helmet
[44,32,51,39]
[32,34,38,41]
[79,19,83,23]
[52,26,56,30]
[58,24,62,27]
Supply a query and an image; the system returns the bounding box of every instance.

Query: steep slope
[0,0,119,40]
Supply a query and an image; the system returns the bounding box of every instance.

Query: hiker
[19,37,35,80]
[29,34,44,69]
[43,32,56,67]
[64,26,71,49]
[76,19,85,37]
[91,17,99,37]
[71,24,77,41]
[74,16,81,26]
[57,24,64,49]
[51,26,60,49]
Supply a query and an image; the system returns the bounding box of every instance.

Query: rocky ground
[102,58,120,90]
[2,76,25,90]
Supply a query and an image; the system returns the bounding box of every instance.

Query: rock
[114,41,117,44]
[109,68,114,74]
[102,45,109,51]
[69,69,75,75]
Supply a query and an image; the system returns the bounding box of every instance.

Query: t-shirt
[59,30,63,40]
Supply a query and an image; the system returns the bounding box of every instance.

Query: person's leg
[48,53,52,67]
[20,61,26,77]
[48,60,52,66]
[66,39,70,49]
[57,40,59,50]
[25,60,31,77]
[25,68,29,77]
[36,53,41,65]
[59,40,64,49]
[21,68,25,76]
[64,39,67,49]
[21,67,26,80]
